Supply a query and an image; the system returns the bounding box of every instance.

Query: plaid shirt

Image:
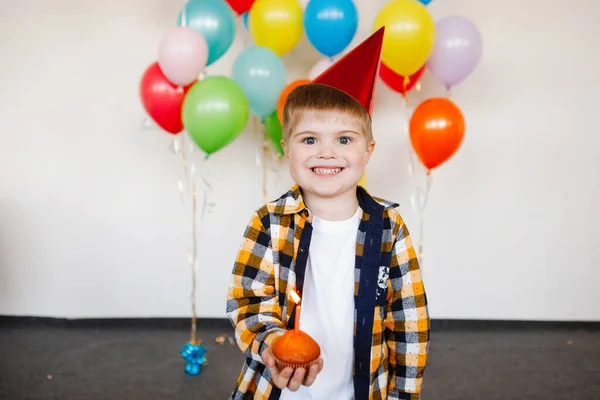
[226,185,430,400]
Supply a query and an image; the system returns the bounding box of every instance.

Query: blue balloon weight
[242,12,249,30]
[177,0,236,66]
[231,46,287,118]
[185,362,202,376]
[304,0,358,57]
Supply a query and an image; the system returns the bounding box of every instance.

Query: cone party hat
[311,27,385,116]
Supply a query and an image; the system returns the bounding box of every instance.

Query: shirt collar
[267,184,399,216]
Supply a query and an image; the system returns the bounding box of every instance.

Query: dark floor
[1,319,599,400]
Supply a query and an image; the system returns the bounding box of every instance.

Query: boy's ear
[365,140,376,162]
[282,139,289,158]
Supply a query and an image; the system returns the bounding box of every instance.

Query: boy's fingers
[263,348,284,387]
[287,368,306,392]
[273,367,293,389]
[262,350,275,368]
[303,363,321,387]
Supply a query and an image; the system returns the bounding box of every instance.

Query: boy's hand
[262,346,324,392]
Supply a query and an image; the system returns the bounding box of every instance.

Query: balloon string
[200,156,214,222]
[189,171,198,345]
[416,173,433,266]
[172,136,185,205]
[253,116,270,203]
[174,133,199,345]
[262,130,269,205]
[254,116,262,169]
[403,100,429,266]
[270,153,282,189]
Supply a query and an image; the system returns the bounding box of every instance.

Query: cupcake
[271,329,321,370]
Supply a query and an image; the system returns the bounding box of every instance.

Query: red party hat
[312,27,385,116]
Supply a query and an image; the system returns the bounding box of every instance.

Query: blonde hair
[282,83,372,142]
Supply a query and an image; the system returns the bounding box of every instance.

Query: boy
[226,28,430,400]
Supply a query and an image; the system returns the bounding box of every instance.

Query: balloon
[373,0,435,76]
[264,111,284,155]
[427,16,483,88]
[232,46,287,117]
[158,27,208,86]
[277,79,310,121]
[182,76,250,154]
[140,62,193,134]
[418,0,432,4]
[379,62,425,97]
[409,98,465,170]
[226,0,255,14]
[178,0,236,66]
[248,0,303,56]
[308,57,335,79]
[304,0,358,57]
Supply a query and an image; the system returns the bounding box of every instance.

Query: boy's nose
[318,152,336,159]
[317,144,336,159]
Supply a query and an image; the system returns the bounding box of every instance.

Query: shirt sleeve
[385,214,430,399]
[226,211,286,363]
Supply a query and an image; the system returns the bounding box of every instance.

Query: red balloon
[226,0,255,15]
[379,62,425,96]
[409,98,465,170]
[139,62,192,134]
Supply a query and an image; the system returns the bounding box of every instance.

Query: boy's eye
[338,136,351,145]
[302,137,316,145]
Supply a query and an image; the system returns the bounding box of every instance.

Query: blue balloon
[232,46,287,118]
[304,0,358,57]
[418,0,433,4]
[242,12,249,30]
[177,0,236,66]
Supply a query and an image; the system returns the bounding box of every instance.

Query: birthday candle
[290,290,301,331]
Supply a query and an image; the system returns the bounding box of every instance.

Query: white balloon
[309,57,335,80]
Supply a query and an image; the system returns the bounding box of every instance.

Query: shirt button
[299,247,306,254]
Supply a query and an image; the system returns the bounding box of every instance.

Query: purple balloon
[428,16,483,88]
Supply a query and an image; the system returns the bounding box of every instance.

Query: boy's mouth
[311,167,343,176]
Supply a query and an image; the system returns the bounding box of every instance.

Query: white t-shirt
[280,208,360,400]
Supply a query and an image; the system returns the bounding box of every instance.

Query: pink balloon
[428,16,483,88]
[158,27,208,86]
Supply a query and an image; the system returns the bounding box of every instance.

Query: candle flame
[290,290,301,304]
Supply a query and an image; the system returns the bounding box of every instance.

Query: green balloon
[264,111,284,156]
[182,76,249,155]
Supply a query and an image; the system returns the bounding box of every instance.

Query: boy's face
[282,110,375,200]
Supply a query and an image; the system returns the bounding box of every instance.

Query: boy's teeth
[313,168,342,175]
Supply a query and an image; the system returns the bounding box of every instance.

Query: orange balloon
[409,98,465,170]
[277,79,311,122]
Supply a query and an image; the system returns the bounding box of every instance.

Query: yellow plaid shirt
[226,185,430,400]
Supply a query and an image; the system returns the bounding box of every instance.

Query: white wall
[1,0,599,321]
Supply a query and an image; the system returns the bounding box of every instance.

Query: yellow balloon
[249,0,303,56]
[358,173,367,188]
[373,0,435,76]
